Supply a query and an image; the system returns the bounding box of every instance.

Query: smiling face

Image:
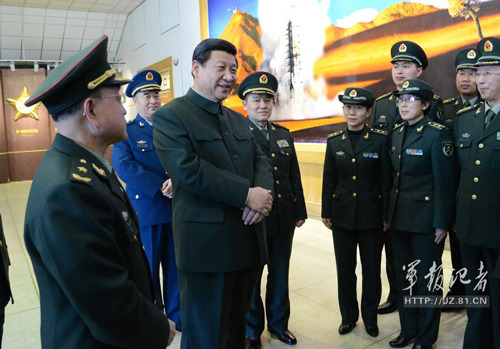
[192,50,237,102]
[243,93,274,127]
[342,104,371,131]
[392,61,422,89]
[456,68,477,99]
[476,65,500,108]
[133,90,161,122]
[397,94,429,125]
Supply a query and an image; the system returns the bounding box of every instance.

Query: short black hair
[192,38,238,67]
[52,89,102,122]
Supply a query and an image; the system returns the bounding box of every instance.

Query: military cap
[391,41,428,70]
[394,79,434,100]
[338,87,374,107]
[25,35,131,115]
[476,37,500,66]
[455,48,478,70]
[125,69,162,98]
[238,71,278,99]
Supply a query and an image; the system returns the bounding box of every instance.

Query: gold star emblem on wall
[7,87,40,121]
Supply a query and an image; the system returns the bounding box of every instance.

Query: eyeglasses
[396,96,422,104]
[475,71,500,78]
[94,93,127,104]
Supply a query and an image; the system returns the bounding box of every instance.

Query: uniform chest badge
[497,132,500,140]
[139,122,145,126]
[137,140,149,148]
[276,139,290,148]
[460,132,470,141]
[442,140,454,157]
[406,149,424,156]
[122,211,129,222]
[379,115,387,121]
[363,152,379,158]
[335,151,345,159]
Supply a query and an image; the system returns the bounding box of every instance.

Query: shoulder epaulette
[69,158,93,186]
[427,121,446,130]
[443,97,457,104]
[370,128,388,136]
[327,130,344,139]
[271,122,288,130]
[457,101,482,116]
[433,95,441,100]
[393,122,404,130]
[376,92,392,101]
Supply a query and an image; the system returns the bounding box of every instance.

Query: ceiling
[0,0,144,67]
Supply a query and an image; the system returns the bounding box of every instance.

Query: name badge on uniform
[363,152,379,158]
[406,149,423,156]
[137,140,149,148]
[276,139,290,148]
[336,151,345,159]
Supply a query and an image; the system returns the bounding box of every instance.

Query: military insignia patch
[342,134,347,140]
[72,173,91,183]
[476,108,481,115]
[399,43,407,52]
[77,166,88,173]
[417,125,424,133]
[137,140,149,148]
[406,149,423,156]
[485,40,493,52]
[146,72,154,80]
[122,211,129,222]
[92,163,106,177]
[349,89,357,97]
[335,151,345,159]
[402,81,410,89]
[364,132,369,139]
[455,99,459,106]
[379,115,387,120]
[460,132,470,141]
[139,122,145,126]
[467,49,477,59]
[259,74,268,84]
[80,159,87,164]
[276,139,290,148]
[497,132,500,140]
[363,152,379,158]
[442,141,454,157]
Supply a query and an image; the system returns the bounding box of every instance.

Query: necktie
[485,109,496,129]
[261,128,269,141]
[463,100,471,108]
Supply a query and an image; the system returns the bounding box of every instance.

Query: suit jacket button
[352,159,356,163]
[425,196,430,201]
[278,194,282,199]
[475,160,481,165]
[353,193,357,197]
[478,143,484,148]
[472,194,477,200]
[135,195,139,199]
[271,153,276,157]
[276,180,280,184]
[352,176,357,180]
[474,177,479,183]
[274,167,278,171]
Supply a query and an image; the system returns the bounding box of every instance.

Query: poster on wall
[205,0,500,142]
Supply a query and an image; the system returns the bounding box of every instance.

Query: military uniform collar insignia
[139,122,145,126]
[417,125,424,133]
[249,125,254,131]
[92,163,106,177]
[80,158,87,164]
[342,133,347,140]
[77,166,88,173]
[364,132,369,139]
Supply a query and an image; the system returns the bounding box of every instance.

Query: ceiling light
[10,62,15,71]
[34,62,39,72]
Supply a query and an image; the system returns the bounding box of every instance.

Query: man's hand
[162,179,173,198]
[242,207,265,225]
[434,228,447,244]
[246,187,272,215]
[296,220,305,228]
[167,319,176,346]
[322,218,332,229]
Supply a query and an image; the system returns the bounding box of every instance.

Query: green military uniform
[442,97,479,131]
[0,214,13,346]
[388,80,458,348]
[153,85,273,348]
[454,38,500,348]
[23,35,172,349]
[322,87,392,334]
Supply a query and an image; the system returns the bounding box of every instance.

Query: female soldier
[387,79,457,349]
[322,87,392,338]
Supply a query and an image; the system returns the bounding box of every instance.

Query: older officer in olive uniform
[23,35,176,348]
[387,80,457,349]
[442,49,479,309]
[153,38,274,349]
[372,41,445,315]
[454,37,500,349]
[239,72,307,349]
[0,214,13,346]
[322,87,392,338]
[112,70,181,328]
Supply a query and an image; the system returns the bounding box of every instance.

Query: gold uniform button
[425,196,430,201]
[396,172,400,176]
[460,144,463,148]
[271,153,276,157]
[135,195,139,199]
[142,149,145,152]
[353,193,357,197]
[472,194,477,200]
[276,180,280,184]
[352,176,356,180]
[352,158,356,163]
[134,235,138,241]
[274,167,278,171]
[475,160,481,165]
[332,193,336,198]
[396,189,398,194]
[398,155,401,159]
[474,177,479,183]
[278,194,282,199]
[478,143,484,148]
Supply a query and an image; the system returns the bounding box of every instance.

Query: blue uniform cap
[125,69,162,98]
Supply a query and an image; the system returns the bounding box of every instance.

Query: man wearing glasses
[112,70,181,331]
[455,37,500,349]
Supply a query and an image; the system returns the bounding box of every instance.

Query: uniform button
[478,143,484,148]
[142,149,145,152]
[472,194,477,200]
[278,194,282,199]
[353,193,357,197]
[460,144,463,148]
[134,235,138,241]
[233,154,239,159]
[352,176,356,180]
[398,155,401,159]
[378,194,382,199]
[396,189,398,194]
[332,193,336,198]
[276,180,280,184]
[475,160,481,165]
[396,172,400,176]
[352,158,356,163]
[224,131,229,136]
[271,153,276,157]
[274,167,278,171]
[425,196,430,201]
[474,177,479,183]
[135,195,139,199]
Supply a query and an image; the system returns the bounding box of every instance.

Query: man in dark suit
[239,72,307,349]
[454,37,500,349]
[441,48,479,310]
[372,41,445,315]
[153,39,274,349]
[112,69,181,328]
[0,214,13,347]
[23,35,176,348]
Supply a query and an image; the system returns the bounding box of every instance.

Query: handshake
[243,187,273,225]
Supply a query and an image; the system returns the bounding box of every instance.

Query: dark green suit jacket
[24,134,170,348]
[387,117,458,233]
[372,91,444,133]
[0,214,12,309]
[321,126,392,230]
[153,88,273,272]
[247,119,307,237]
[455,102,500,249]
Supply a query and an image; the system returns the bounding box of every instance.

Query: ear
[82,97,100,129]
[242,99,248,111]
[422,101,431,110]
[416,67,423,78]
[192,60,200,79]
[366,107,373,117]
